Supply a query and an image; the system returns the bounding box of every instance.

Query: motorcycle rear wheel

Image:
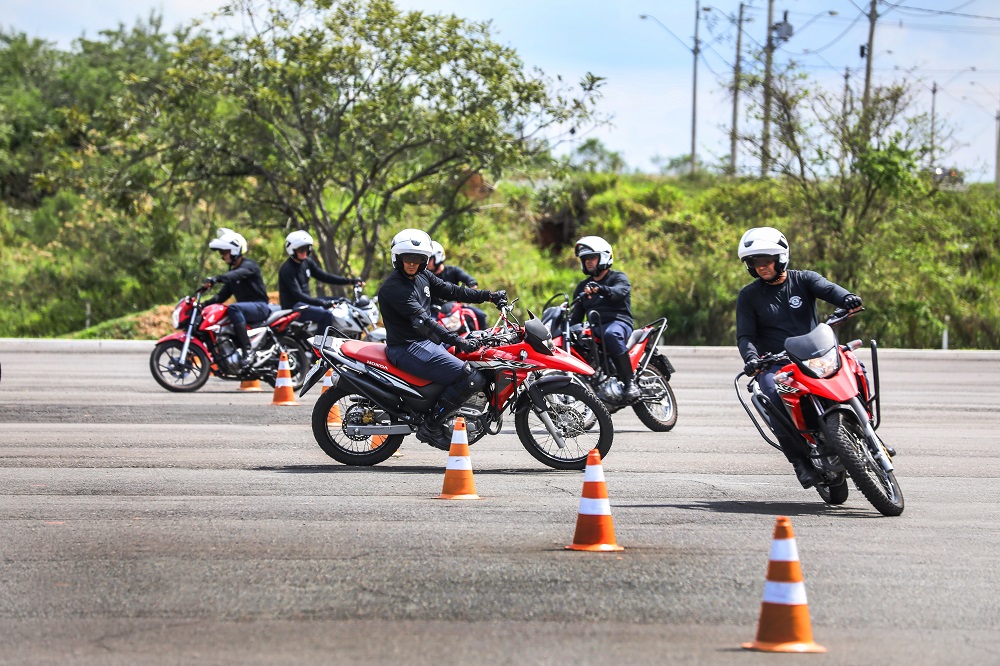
[149,340,211,392]
[631,356,678,432]
[515,382,613,470]
[821,411,904,516]
[312,387,404,465]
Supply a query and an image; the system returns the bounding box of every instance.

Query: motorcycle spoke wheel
[276,336,309,389]
[631,358,678,432]
[515,382,613,470]
[149,340,211,392]
[821,412,904,516]
[312,388,403,465]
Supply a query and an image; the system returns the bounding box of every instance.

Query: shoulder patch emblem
[789,295,803,309]
[424,286,431,298]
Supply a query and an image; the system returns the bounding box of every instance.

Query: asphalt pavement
[0,340,998,665]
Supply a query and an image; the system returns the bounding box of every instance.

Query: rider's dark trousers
[386,340,466,384]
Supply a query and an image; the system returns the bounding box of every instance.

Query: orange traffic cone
[321,370,342,424]
[436,417,480,500]
[566,449,623,552]
[742,516,826,653]
[238,379,263,392]
[270,352,300,406]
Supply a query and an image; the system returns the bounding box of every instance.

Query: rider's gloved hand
[353,278,365,288]
[585,281,606,296]
[844,294,863,310]
[743,356,763,376]
[455,337,483,354]
[323,299,337,308]
[489,290,507,307]
[202,276,217,287]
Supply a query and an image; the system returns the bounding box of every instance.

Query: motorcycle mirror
[526,309,537,320]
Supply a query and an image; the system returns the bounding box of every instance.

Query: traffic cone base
[271,352,299,406]
[437,417,481,500]
[742,516,826,653]
[238,379,263,392]
[566,449,623,552]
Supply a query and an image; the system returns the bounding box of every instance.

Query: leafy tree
[113,0,604,280]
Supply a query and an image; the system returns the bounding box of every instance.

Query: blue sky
[6,1,1000,180]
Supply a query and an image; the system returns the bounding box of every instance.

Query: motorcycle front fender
[513,373,574,414]
[156,331,211,357]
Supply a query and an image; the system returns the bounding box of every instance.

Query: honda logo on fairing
[367,361,389,371]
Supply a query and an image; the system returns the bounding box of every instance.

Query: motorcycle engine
[216,335,242,373]
[596,377,624,404]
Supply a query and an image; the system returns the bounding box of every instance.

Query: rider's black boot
[416,363,486,450]
[789,458,820,489]
[613,353,641,403]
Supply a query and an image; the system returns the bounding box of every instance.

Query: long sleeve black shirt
[204,257,268,305]
[736,269,852,361]
[378,269,490,346]
[278,257,354,309]
[569,270,634,328]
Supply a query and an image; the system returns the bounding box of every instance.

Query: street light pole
[691,0,701,176]
[640,8,705,177]
[729,2,745,176]
[761,0,775,176]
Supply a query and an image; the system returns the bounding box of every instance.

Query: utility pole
[863,0,877,109]
[930,82,938,167]
[761,0,775,176]
[729,2,745,176]
[995,106,1000,190]
[691,0,702,176]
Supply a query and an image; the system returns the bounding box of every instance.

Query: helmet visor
[398,253,427,264]
[748,255,777,268]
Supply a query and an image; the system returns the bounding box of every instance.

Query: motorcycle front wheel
[149,340,211,392]
[821,411,904,516]
[631,356,678,432]
[515,382,613,470]
[312,387,404,465]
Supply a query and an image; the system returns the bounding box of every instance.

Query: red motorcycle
[736,308,904,516]
[299,298,614,470]
[540,293,677,431]
[433,300,483,337]
[149,285,309,392]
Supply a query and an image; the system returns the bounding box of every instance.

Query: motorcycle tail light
[798,347,841,379]
[441,311,463,332]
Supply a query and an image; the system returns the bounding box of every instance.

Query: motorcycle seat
[625,327,652,351]
[341,340,433,387]
[262,309,294,326]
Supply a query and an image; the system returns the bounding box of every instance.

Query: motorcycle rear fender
[155,331,211,357]
[298,360,330,397]
[514,373,574,414]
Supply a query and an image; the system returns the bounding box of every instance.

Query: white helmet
[285,230,314,257]
[208,228,247,265]
[738,227,789,278]
[390,228,433,272]
[575,235,613,276]
[429,240,446,266]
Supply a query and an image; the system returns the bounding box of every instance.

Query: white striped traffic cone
[321,369,342,424]
[270,351,299,406]
[436,417,480,500]
[566,448,623,552]
[742,516,826,653]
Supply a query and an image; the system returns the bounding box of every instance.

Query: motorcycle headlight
[171,301,184,329]
[441,311,463,331]
[798,347,841,379]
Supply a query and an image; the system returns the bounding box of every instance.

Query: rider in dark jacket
[735,226,866,488]
[427,240,488,330]
[279,230,362,330]
[201,228,270,371]
[568,235,640,402]
[378,229,506,449]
